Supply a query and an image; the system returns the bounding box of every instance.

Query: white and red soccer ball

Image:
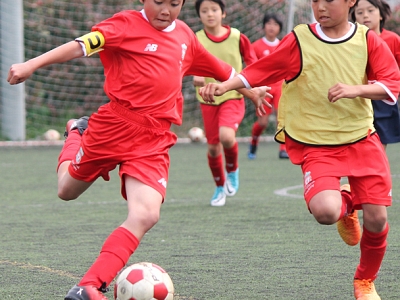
[114,262,174,300]
[43,129,61,141]
[188,127,205,143]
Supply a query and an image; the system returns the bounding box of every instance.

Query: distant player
[7,0,267,299]
[193,0,258,206]
[248,13,289,160]
[199,0,400,297]
[351,0,400,150]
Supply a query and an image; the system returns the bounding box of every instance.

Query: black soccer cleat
[64,116,89,138]
[64,284,108,300]
[248,144,257,160]
[279,150,289,159]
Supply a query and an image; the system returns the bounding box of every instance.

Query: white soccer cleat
[210,186,226,207]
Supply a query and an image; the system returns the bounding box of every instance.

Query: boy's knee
[313,211,337,225]
[57,187,78,201]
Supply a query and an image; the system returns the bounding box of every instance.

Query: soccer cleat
[279,150,289,159]
[336,184,361,246]
[354,279,381,300]
[224,169,239,196]
[64,285,108,300]
[248,144,257,160]
[64,116,89,138]
[210,186,226,207]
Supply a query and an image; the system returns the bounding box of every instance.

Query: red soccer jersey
[240,23,400,102]
[380,28,400,67]
[252,37,284,89]
[92,10,234,125]
[252,37,280,59]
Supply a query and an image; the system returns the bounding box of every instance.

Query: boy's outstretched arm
[199,77,272,117]
[8,41,84,85]
[328,82,395,103]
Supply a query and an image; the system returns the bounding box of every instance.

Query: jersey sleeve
[239,33,258,66]
[185,37,235,82]
[240,32,300,88]
[92,12,128,49]
[366,30,400,103]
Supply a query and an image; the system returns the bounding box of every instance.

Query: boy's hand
[193,76,206,87]
[328,83,359,102]
[7,62,34,85]
[199,83,228,103]
[246,86,272,117]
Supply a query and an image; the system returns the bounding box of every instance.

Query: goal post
[0,0,25,141]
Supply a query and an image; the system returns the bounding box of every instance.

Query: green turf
[1,141,400,299]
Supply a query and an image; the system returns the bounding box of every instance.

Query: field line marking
[274,184,303,198]
[0,260,80,279]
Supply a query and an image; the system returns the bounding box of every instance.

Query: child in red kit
[248,13,289,160]
[7,0,267,299]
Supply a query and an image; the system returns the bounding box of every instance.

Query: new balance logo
[158,178,167,188]
[144,44,158,52]
[388,189,392,197]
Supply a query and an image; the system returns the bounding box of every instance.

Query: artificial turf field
[1,141,400,299]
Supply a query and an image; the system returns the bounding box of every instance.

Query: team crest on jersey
[180,43,187,70]
[144,44,158,52]
[158,178,167,188]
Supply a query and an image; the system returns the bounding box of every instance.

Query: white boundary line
[274,185,303,199]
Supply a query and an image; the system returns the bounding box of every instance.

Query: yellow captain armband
[76,31,105,56]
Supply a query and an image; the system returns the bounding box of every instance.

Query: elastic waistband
[109,102,171,130]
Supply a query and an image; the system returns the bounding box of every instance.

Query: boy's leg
[218,100,244,196]
[58,117,93,200]
[201,103,227,206]
[222,136,239,196]
[248,117,267,159]
[208,150,226,206]
[65,177,162,300]
[353,205,388,300]
[336,184,361,246]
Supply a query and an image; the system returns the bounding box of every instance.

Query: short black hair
[262,13,283,33]
[350,0,391,30]
[195,0,225,17]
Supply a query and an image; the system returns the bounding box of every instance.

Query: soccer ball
[114,262,174,300]
[43,129,61,141]
[188,127,205,143]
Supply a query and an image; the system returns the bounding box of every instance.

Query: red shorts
[263,81,283,115]
[286,133,392,210]
[200,99,245,144]
[68,102,177,200]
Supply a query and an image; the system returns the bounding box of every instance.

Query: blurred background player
[7,0,267,299]
[199,0,400,296]
[351,0,400,150]
[248,13,289,160]
[193,0,258,206]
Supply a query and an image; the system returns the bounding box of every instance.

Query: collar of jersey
[141,9,176,32]
[316,22,355,42]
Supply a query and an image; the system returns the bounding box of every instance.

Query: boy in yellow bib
[199,0,400,297]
